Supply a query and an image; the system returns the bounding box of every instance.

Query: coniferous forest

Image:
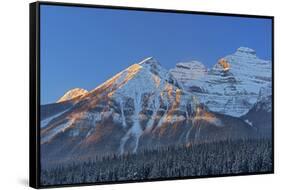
[41,139,272,186]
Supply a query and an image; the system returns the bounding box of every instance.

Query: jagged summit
[137,57,165,75]
[100,57,180,100]
[57,88,88,103]
[90,57,169,95]
[138,57,155,65]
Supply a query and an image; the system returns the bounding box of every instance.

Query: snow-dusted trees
[41,138,272,186]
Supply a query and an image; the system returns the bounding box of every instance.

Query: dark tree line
[41,138,272,186]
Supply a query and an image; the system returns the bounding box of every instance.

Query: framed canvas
[29,1,274,188]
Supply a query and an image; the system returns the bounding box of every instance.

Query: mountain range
[170,47,272,117]
[40,47,272,167]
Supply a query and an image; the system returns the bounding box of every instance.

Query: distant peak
[170,60,207,82]
[57,88,88,103]
[176,60,205,70]
[235,47,256,56]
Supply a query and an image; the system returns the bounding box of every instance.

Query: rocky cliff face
[241,85,272,137]
[170,47,272,117]
[169,61,207,84]
[40,57,256,168]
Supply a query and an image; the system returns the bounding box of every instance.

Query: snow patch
[42,119,74,143]
[244,119,253,126]
[41,109,70,128]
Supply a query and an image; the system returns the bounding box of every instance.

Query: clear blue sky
[40,4,272,104]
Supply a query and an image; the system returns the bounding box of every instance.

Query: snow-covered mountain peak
[138,56,155,65]
[234,47,257,57]
[169,60,207,86]
[137,57,165,75]
[89,57,178,101]
[176,60,206,70]
[110,57,178,99]
[57,88,88,103]
[170,47,272,117]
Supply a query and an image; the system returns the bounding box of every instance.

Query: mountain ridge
[170,47,272,117]
[40,48,271,168]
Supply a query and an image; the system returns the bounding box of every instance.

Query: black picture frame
[30,1,274,188]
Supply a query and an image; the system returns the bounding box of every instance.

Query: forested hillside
[41,139,272,186]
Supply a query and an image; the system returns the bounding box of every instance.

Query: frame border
[29,1,274,189]
[30,2,40,188]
